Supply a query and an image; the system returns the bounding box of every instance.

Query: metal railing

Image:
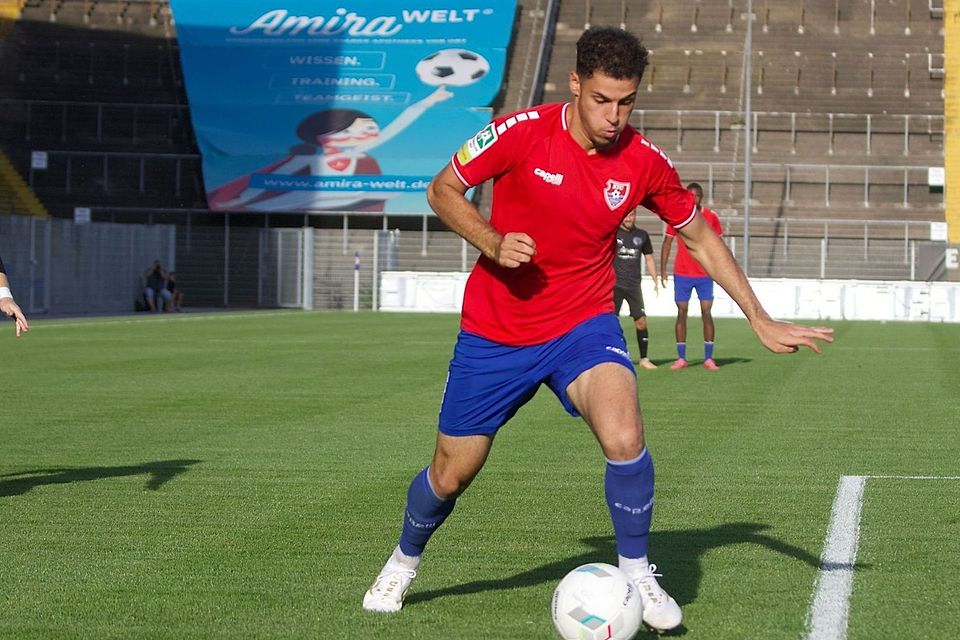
[26,149,201,199]
[525,0,560,109]
[632,109,944,156]
[1,98,191,145]
[674,161,942,209]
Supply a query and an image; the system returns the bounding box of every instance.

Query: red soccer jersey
[665,206,723,278]
[451,102,697,345]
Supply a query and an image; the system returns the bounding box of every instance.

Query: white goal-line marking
[803,474,960,640]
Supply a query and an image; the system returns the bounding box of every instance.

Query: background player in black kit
[614,209,659,369]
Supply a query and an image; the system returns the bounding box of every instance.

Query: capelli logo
[230,8,496,37]
[604,345,629,359]
[534,167,564,186]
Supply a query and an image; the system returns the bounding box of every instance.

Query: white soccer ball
[415,48,490,87]
[552,563,643,640]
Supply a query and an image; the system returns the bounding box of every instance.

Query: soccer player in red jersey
[0,254,29,337]
[660,182,723,370]
[363,27,833,631]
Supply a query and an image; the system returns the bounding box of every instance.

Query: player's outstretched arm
[659,235,673,288]
[426,165,535,268]
[677,216,833,354]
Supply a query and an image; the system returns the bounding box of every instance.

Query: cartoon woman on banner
[209,86,453,212]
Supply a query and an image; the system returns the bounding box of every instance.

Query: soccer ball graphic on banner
[551,563,643,640]
[415,48,490,87]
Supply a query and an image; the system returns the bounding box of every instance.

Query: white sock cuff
[605,447,649,467]
[392,545,422,569]
[619,554,649,571]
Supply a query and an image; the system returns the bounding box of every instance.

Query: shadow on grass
[0,459,201,497]
[711,357,752,367]
[647,357,753,368]
[406,522,828,618]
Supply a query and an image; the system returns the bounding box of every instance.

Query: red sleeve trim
[672,205,698,230]
[450,157,472,187]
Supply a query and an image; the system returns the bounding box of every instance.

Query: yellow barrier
[0,152,48,217]
[947,0,960,242]
[0,0,22,20]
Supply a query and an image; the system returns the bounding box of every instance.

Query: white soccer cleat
[362,557,418,613]
[631,564,682,633]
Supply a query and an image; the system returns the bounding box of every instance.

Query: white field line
[828,346,960,352]
[804,475,866,640]
[28,310,302,330]
[865,475,960,480]
[804,474,960,640]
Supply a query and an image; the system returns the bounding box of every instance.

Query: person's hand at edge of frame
[0,297,29,337]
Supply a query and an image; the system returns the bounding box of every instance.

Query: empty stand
[0,0,948,303]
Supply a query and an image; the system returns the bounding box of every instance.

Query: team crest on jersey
[456,123,498,165]
[603,179,630,210]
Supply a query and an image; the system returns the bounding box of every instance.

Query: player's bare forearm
[659,236,673,284]
[644,254,658,283]
[427,170,502,257]
[427,166,536,268]
[678,217,833,353]
[679,221,766,322]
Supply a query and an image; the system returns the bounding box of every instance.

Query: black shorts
[614,285,645,320]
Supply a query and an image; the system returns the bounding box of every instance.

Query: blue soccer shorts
[673,275,714,303]
[437,313,635,436]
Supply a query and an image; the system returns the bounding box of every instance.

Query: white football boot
[628,563,683,633]
[362,549,419,613]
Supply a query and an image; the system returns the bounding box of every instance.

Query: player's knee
[429,466,474,499]
[601,428,645,461]
[634,317,647,330]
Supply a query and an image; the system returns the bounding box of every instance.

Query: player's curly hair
[576,27,648,81]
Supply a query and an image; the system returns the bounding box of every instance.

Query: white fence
[380,271,960,323]
[0,213,175,315]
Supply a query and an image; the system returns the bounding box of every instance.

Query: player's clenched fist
[494,232,536,268]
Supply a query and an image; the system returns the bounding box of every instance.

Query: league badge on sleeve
[603,179,630,211]
[456,123,499,165]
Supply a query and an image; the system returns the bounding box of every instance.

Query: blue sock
[398,466,456,557]
[704,341,715,360]
[676,342,687,360]
[605,449,655,559]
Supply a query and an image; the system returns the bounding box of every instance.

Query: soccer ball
[415,48,490,87]
[551,563,642,640]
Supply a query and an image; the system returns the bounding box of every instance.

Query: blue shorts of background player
[673,275,714,303]
[438,313,635,436]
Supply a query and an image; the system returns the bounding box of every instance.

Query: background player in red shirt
[363,27,833,632]
[0,254,29,337]
[660,182,723,369]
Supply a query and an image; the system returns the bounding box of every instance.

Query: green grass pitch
[1,311,958,639]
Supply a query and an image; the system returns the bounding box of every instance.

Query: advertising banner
[168,1,516,214]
